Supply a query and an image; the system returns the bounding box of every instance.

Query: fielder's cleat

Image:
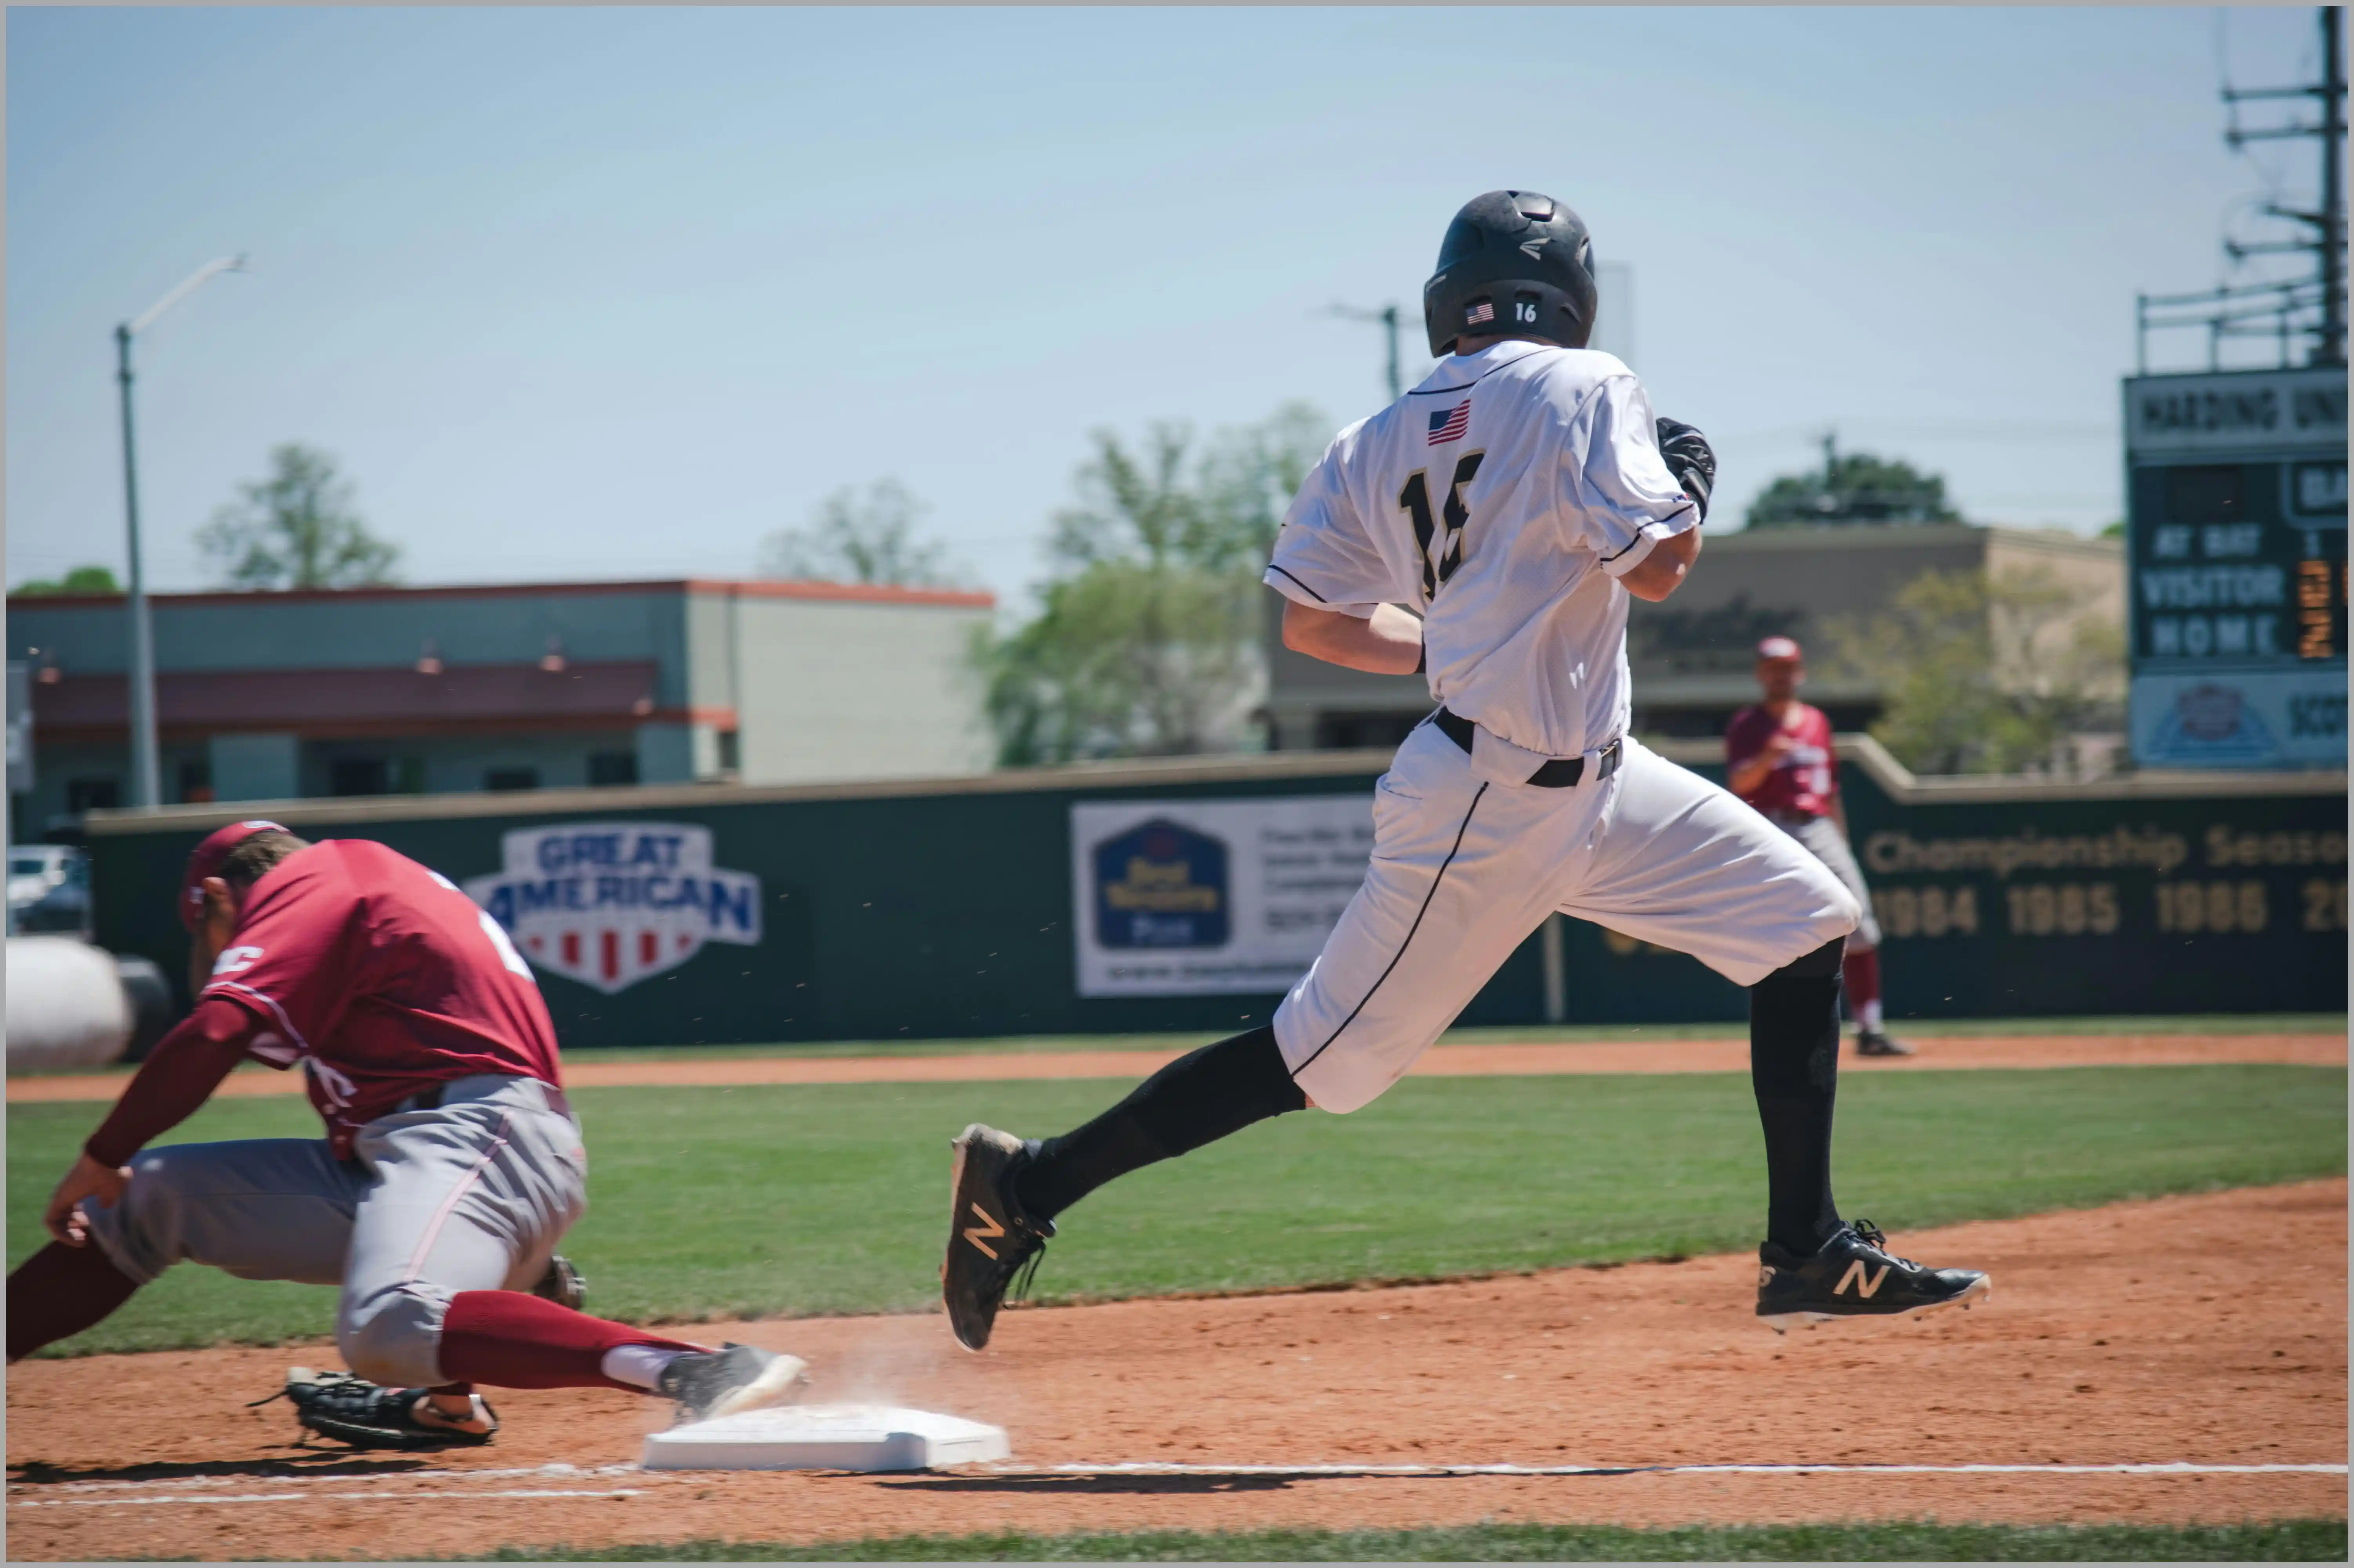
[657,1343,809,1425]
[273,1366,499,1450]
[1855,1029,1915,1058]
[942,1122,1054,1352]
[531,1252,589,1311]
[1755,1219,1989,1333]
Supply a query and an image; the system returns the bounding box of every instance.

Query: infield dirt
[9,1029,2343,1103]
[7,1178,2343,1560]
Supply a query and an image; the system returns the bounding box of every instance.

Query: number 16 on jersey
[1400,452,1484,602]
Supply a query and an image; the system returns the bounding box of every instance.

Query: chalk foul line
[1007,1461,2348,1479]
[11,1488,643,1509]
[8,1462,641,1494]
[11,1459,2341,1507]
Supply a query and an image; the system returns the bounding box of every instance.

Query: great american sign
[464,822,762,994]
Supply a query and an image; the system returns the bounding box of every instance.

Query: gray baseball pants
[1773,813,1882,950]
[82,1074,587,1389]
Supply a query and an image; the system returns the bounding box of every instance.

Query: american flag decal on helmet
[1465,301,1495,326]
[1428,400,1470,445]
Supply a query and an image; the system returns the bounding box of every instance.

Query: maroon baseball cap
[1756,636,1804,662]
[179,820,288,931]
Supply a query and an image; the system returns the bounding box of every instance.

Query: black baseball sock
[1750,937,1847,1256]
[1013,1025,1307,1223]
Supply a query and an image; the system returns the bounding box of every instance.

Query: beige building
[1262,523,2125,751]
[12,578,997,825]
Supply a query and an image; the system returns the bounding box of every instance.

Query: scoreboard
[2123,366,2348,769]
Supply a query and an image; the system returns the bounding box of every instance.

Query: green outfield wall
[81,739,2346,1047]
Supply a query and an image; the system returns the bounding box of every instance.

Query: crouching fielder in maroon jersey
[8,821,805,1449]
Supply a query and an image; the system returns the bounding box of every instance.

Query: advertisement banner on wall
[465,821,763,995]
[1070,796,1371,997]
[2128,670,2348,769]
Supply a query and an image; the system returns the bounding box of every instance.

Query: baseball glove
[532,1253,588,1312]
[1655,417,1716,521]
[260,1367,499,1450]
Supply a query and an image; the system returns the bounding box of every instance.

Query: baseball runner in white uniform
[941,190,1990,1347]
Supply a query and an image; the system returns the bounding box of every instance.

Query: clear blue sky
[8,7,2332,607]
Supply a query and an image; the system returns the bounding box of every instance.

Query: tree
[1185,400,1331,571]
[1824,567,2124,776]
[978,402,1330,765]
[1746,442,1962,528]
[13,565,121,597]
[758,479,964,587]
[197,443,399,590]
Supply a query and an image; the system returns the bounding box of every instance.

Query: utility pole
[1325,302,1403,401]
[114,255,246,808]
[2214,5,2347,367]
[2321,4,2345,365]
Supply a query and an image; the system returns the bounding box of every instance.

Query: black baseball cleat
[1756,1219,1989,1332]
[656,1342,809,1425]
[943,1123,1054,1352]
[273,1367,499,1450]
[1855,1029,1915,1058]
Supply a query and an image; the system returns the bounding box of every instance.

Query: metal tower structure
[2138,6,2347,371]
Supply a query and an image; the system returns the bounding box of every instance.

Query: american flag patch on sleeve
[1427,400,1470,444]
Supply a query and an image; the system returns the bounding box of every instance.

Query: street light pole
[114,254,246,808]
[115,322,159,811]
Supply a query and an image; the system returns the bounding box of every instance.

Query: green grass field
[10,1062,2343,1357]
[455,1519,2350,1561]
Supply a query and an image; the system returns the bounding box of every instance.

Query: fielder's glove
[257,1367,499,1450]
[1655,417,1716,522]
[532,1252,588,1312]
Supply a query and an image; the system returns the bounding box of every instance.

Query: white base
[640,1402,1011,1472]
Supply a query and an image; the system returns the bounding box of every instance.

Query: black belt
[1433,707,1622,788]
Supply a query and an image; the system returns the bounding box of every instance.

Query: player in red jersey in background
[1726,638,1912,1057]
[8,821,807,1448]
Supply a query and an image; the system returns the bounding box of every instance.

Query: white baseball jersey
[1260,342,1857,1115]
[1264,341,1700,760]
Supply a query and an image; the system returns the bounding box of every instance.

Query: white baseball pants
[1273,724,1860,1114]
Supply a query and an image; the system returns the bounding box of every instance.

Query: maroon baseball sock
[437,1290,705,1392]
[8,1243,140,1362]
[1842,946,1883,1028]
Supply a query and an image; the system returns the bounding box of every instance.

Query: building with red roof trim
[9,577,995,830]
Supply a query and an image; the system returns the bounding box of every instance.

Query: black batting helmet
[1421,190,1599,357]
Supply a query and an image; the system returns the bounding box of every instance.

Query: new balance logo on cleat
[942,1124,1054,1352]
[1755,1219,1989,1333]
[963,1202,1005,1260]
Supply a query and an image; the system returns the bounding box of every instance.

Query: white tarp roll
[7,937,136,1071]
